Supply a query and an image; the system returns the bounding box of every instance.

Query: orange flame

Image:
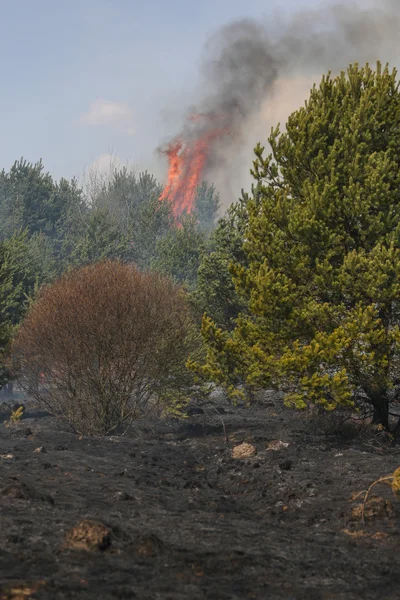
[159,113,227,220]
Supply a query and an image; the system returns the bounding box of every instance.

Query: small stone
[232,442,257,459]
[266,440,289,451]
[114,490,131,501]
[136,533,166,557]
[34,446,47,454]
[279,459,293,471]
[64,520,111,552]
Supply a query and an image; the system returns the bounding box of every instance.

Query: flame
[159,113,227,220]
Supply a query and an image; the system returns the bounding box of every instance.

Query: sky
[0,0,328,185]
[0,0,394,201]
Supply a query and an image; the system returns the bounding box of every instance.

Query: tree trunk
[243,384,256,405]
[372,395,389,430]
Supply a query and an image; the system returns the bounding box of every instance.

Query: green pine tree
[152,215,206,288]
[193,181,221,233]
[0,231,40,386]
[192,192,249,328]
[191,63,400,435]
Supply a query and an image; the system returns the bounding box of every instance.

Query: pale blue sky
[0,0,330,182]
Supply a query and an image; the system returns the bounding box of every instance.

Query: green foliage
[150,181,221,290]
[126,197,173,270]
[87,166,174,270]
[62,207,128,268]
[152,215,206,288]
[193,181,221,233]
[193,193,249,328]
[0,159,85,241]
[0,231,42,386]
[89,168,164,231]
[0,159,53,237]
[0,157,221,299]
[27,232,59,284]
[193,63,400,431]
[4,405,24,428]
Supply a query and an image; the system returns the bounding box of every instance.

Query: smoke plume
[159,0,400,213]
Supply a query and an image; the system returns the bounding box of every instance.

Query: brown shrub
[12,261,199,435]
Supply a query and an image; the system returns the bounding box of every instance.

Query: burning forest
[157,1,400,219]
[158,113,228,219]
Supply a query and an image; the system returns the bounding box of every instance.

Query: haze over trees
[0,160,220,397]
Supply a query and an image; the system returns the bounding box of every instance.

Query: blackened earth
[0,396,399,599]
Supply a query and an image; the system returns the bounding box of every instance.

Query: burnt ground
[0,395,400,600]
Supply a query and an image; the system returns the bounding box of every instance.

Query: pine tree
[192,192,249,328]
[191,63,400,434]
[152,215,206,288]
[193,181,221,233]
[0,231,39,386]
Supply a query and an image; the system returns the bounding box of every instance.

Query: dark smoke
[163,0,400,205]
[274,0,400,73]
[201,20,280,128]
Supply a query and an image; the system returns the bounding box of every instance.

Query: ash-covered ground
[0,394,399,600]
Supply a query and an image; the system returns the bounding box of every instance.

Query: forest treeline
[4,62,400,438]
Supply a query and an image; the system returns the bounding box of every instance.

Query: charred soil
[0,398,399,599]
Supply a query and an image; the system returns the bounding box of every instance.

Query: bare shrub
[11,261,199,435]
